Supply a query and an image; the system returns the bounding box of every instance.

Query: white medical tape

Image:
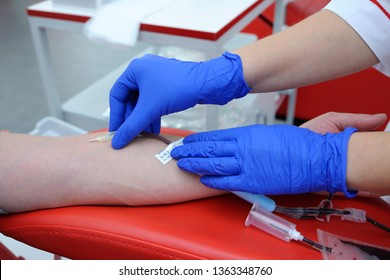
[154,138,184,165]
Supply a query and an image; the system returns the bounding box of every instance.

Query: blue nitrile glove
[109,52,250,149]
[171,124,358,197]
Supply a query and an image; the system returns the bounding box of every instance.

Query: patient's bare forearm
[346,132,390,195]
[0,133,223,213]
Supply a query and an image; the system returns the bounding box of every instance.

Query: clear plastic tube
[246,203,302,242]
[233,191,276,212]
[89,131,116,142]
[246,203,334,253]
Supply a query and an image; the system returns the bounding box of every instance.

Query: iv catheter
[89,131,116,142]
[89,131,172,144]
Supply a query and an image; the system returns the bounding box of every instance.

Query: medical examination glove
[171,125,357,197]
[109,52,250,149]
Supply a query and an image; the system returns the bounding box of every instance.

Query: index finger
[109,78,138,132]
[111,102,159,149]
[183,128,237,144]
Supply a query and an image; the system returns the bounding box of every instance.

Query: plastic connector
[89,131,116,142]
[233,191,276,212]
[246,203,334,253]
[245,203,303,242]
[341,208,366,223]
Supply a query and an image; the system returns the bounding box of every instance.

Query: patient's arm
[0,132,223,213]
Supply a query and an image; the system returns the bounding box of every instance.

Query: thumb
[346,113,387,131]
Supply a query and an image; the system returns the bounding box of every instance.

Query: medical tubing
[275,205,350,219]
[366,216,390,233]
[302,237,333,253]
[275,203,390,233]
[275,204,369,224]
[141,132,172,145]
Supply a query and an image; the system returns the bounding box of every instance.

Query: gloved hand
[109,52,250,149]
[171,124,358,197]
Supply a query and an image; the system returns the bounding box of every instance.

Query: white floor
[1,235,58,260]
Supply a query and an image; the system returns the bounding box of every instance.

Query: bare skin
[234,10,380,92]
[346,131,390,195]
[0,132,223,213]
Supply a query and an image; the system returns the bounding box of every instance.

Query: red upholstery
[261,0,331,27]
[0,194,389,260]
[0,127,389,259]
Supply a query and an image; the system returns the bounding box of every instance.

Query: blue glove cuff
[325,127,358,198]
[221,52,251,100]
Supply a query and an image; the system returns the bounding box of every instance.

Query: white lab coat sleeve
[324,0,390,76]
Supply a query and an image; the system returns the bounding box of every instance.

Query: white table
[27,0,287,131]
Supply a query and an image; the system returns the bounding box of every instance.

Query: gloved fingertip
[170,146,183,159]
[111,138,126,150]
[181,135,191,144]
[199,176,209,185]
[176,159,186,170]
[108,114,125,133]
[151,118,161,134]
[111,132,132,150]
[170,148,178,159]
[200,176,219,189]
[176,159,195,173]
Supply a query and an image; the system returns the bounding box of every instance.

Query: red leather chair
[0,127,389,260]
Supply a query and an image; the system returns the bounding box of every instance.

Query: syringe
[246,203,333,253]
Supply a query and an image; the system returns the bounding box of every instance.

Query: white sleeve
[324,0,390,76]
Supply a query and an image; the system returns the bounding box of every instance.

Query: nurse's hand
[109,52,250,149]
[171,124,357,197]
